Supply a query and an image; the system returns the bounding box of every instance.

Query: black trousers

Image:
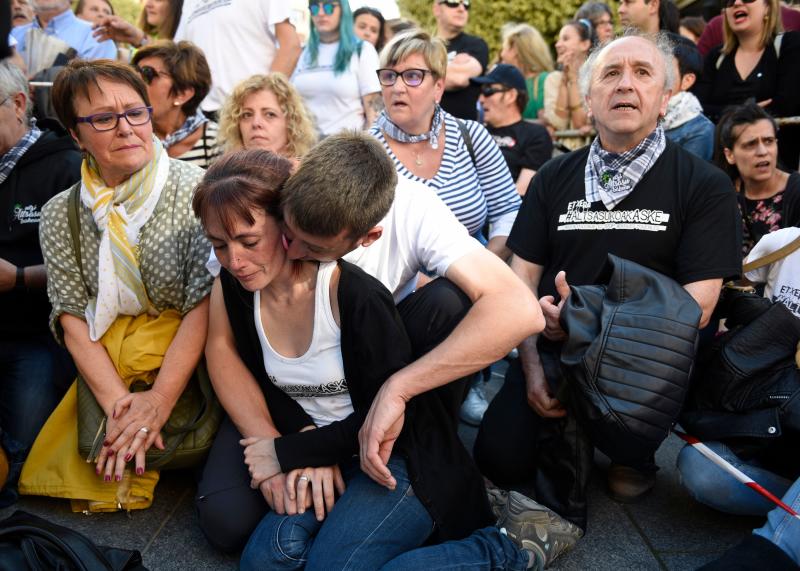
[195,278,472,552]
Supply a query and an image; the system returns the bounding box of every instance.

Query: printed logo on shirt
[492,135,517,149]
[774,285,800,317]
[13,203,41,225]
[557,199,671,232]
[186,0,232,24]
[269,375,350,399]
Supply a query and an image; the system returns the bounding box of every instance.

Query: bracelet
[15,266,25,290]
[569,104,582,111]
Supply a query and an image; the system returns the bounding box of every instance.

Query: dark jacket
[220,260,493,541]
[0,121,81,339]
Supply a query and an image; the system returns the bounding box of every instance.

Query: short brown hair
[52,59,150,131]
[218,73,317,157]
[132,40,211,117]
[192,149,293,237]
[281,131,397,239]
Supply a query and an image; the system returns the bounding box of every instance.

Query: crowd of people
[1,0,800,569]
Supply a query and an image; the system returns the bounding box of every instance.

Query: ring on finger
[298,475,310,482]
[138,427,150,434]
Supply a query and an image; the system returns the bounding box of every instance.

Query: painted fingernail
[136,467,144,476]
[103,440,110,446]
[112,410,116,419]
[104,475,111,482]
[124,453,132,462]
[115,475,122,482]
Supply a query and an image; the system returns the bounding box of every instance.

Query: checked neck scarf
[80,137,169,341]
[0,123,42,185]
[585,127,666,210]
[161,109,208,149]
[375,104,445,150]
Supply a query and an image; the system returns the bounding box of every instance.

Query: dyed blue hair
[307,1,363,76]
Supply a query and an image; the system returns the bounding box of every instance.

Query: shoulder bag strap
[455,118,477,167]
[67,184,82,277]
[743,234,800,273]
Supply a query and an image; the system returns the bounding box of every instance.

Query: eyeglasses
[724,0,757,7]
[479,85,510,97]
[438,0,470,9]
[75,106,153,132]
[135,65,170,85]
[376,68,432,87]
[309,1,339,16]
[0,95,10,107]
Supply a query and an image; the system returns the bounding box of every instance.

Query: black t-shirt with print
[507,141,742,300]
[440,32,489,121]
[488,120,553,181]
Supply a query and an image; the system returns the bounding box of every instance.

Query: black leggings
[195,278,472,552]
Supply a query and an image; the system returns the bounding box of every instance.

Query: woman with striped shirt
[369,29,520,259]
[132,40,221,169]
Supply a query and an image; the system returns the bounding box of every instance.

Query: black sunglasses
[480,85,510,97]
[724,0,757,7]
[439,0,470,9]
[135,65,170,85]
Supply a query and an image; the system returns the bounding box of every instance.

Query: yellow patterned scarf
[80,137,169,341]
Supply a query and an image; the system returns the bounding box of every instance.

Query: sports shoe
[459,382,489,426]
[486,485,508,523]
[607,463,656,503]
[498,491,584,569]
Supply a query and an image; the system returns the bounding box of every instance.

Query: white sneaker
[460,383,489,426]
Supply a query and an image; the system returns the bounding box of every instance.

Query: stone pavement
[1,362,758,570]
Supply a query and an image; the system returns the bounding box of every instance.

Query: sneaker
[486,485,508,523]
[607,463,656,503]
[498,491,584,569]
[460,383,489,426]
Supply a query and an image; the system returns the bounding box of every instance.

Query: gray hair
[578,30,676,100]
[0,61,32,125]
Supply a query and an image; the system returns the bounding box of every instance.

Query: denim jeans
[665,114,715,161]
[753,475,800,564]
[240,455,434,571]
[380,526,530,571]
[677,442,793,516]
[0,334,74,501]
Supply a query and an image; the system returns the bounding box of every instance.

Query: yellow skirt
[19,310,182,512]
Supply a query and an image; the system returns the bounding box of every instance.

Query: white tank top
[254,262,353,427]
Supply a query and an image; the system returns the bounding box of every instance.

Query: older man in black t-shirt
[474,32,741,528]
[433,0,488,120]
[473,64,552,196]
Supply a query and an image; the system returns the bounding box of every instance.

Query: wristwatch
[15,266,25,290]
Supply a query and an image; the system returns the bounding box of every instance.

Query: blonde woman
[218,74,317,164]
[499,22,555,121]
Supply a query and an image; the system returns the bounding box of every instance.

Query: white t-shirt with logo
[291,40,381,136]
[744,226,800,318]
[175,0,294,112]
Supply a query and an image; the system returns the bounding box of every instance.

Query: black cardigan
[220,261,493,541]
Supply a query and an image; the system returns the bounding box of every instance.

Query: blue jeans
[665,114,715,161]
[677,442,793,516]
[240,455,434,571]
[753,475,800,564]
[380,527,530,571]
[0,334,74,500]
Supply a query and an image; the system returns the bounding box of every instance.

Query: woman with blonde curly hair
[498,23,555,121]
[218,74,317,164]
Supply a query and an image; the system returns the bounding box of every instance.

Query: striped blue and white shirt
[371,112,520,238]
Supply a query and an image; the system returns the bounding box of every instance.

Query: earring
[173,101,181,107]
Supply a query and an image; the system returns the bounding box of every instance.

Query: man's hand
[92,15,144,45]
[522,358,566,418]
[241,436,282,487]
[258,472,293,515]
[539,271,571,342]
[358,380,407,490]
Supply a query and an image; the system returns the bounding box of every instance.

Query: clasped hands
[95,389,170,482]
[241,436,345,522]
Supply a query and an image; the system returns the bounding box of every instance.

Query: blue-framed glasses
[75,106,153,132]
[309,1,339,16]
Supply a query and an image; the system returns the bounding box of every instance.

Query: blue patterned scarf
[375,104,445,150]
[161,109,208,149]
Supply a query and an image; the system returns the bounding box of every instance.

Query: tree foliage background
[397,0,619,60]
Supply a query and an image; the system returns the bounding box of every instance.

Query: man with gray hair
[474,32,741,528]
[10,0,115,62]
[0,59,80,506]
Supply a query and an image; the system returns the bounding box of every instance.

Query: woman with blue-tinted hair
[292,0,382,136]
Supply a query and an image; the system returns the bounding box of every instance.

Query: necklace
[414,152,423,167]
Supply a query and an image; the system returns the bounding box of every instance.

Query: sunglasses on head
[724,0,757,7]
[480,85,510,97]
[439,0,470,9]
[309,1,339,16]
[135,65,168,85]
